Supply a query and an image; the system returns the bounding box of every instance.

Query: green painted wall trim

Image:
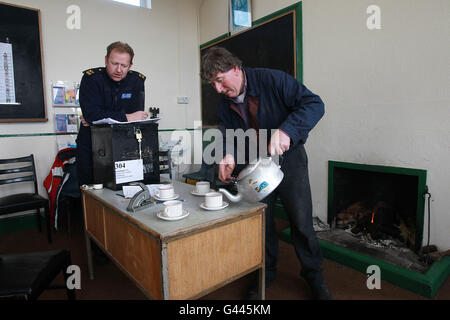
[0,128,196,139]
[200,33,230,49]
[280,227,449,298]
[0,132,77,138]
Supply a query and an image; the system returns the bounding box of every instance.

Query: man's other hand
[269,129,291,155]
[126,111,148,122]
[219,154,236,183]
[80,115,90,127]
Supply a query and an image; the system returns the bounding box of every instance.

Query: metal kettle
[219,157,284,203]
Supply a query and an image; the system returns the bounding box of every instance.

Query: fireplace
[317,161,428,273]
[328,161,427,252]
[277,160,449,297]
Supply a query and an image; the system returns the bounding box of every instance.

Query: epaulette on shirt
[129,70,146,81]
[82,67,146,81]
[83,67,104,76]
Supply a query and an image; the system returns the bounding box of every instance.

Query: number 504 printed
[115,159,144,184]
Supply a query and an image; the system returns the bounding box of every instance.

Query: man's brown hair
[106,41,135,64]
[201,46,242,82]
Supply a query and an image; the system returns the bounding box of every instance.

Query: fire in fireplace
[336,200,416,250]
[328,161,427,253]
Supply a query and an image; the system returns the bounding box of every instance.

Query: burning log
[337,200,404,244]
[337,201,371,225]
[398,217,416,247]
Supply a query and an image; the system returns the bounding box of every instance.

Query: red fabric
[43,148,76,226]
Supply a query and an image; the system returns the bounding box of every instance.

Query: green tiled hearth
[280,227,450,298]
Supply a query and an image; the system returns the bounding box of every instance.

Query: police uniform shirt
[79,67,146,124]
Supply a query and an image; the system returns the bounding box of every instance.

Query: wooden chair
[0,155,52,243]
[0,250,75,300]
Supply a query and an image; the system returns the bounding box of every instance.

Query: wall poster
[229,0,252,34]
[0,2,47,122]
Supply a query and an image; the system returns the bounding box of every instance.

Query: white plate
[190,190,211,196]
[157,209,190,221]
[153,194,179,201]
[199,201,229,211]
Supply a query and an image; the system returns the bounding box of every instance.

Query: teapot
[219,157,284,203]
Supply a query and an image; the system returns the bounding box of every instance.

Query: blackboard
[200,10,297,127]
[0,2,47,122]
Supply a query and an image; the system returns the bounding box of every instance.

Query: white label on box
[115,159,144,184]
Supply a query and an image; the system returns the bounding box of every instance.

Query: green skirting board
[280,228,450,298]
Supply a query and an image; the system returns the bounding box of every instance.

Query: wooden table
[81,180,266,300]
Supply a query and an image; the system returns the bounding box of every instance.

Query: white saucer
[157,209,189,221]
[153,194,179,201]
[190,189,211,196]
[199,201,229,211]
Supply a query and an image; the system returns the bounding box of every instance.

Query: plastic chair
[0,155,52,243]
[159,150,173,179]
[0,249,75,300]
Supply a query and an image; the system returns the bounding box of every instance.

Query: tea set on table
[143,157,284,222]
[155,180,229,221]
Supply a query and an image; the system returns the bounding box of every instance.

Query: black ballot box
[91,122,160,190]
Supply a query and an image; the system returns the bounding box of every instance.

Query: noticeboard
[0,2,47,122]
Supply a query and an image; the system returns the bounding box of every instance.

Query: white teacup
[195,181,210,194]
[158,185,174,199]
[163,200,183,217]
[205,192,223,208]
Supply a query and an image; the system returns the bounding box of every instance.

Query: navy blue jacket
[79,67,146,124]
[217,67,324,158]
[76,67,146,145]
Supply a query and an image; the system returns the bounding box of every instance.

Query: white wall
[0,0,203,198]
[199,0,450,250]
[2,0,449,250]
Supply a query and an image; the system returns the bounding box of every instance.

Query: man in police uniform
[76,41,148,186]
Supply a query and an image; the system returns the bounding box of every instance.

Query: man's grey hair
[201,46,242,82]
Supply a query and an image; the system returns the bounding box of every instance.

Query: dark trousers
[75,134,94,186]
[261,143,324,287]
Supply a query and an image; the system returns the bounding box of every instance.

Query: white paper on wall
[0,42,16,104]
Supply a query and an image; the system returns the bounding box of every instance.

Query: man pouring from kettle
[201,46,331,300]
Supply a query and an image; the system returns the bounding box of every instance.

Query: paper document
[115,159,144,184]
[0,42,16,104]
[93,117,160,125]
[122,184,166,198]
